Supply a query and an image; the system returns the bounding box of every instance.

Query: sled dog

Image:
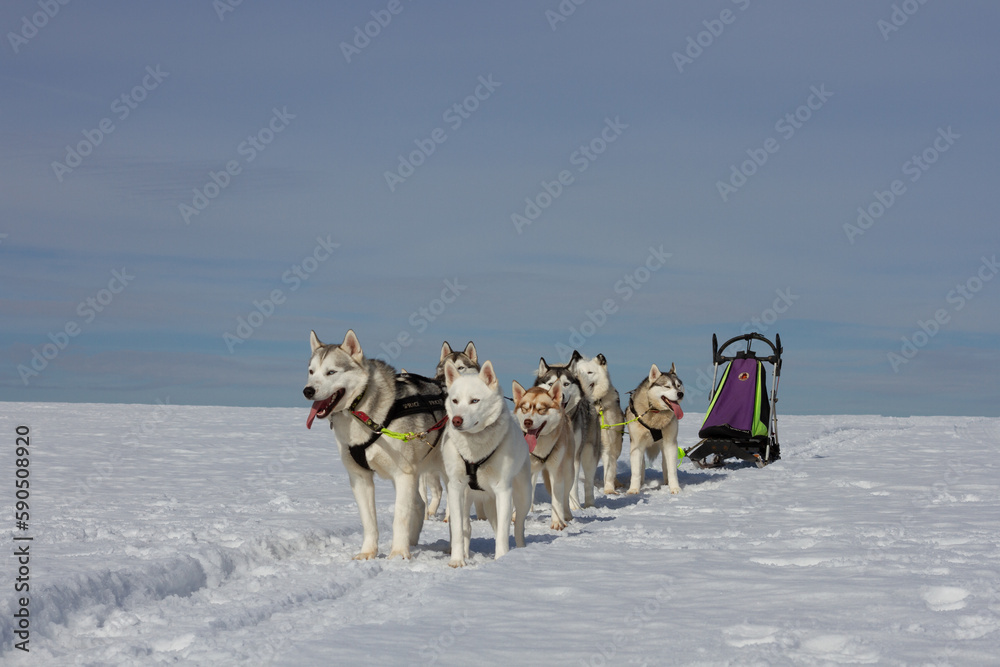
[512,381,575,530]
[534,353,600,509]
[624,363,685,495]
[303,329,447,560]
[575,353,626,494]
[442,359,531,567]
[420,341,481,519]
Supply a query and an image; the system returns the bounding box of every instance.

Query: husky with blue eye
[442,360,531,567]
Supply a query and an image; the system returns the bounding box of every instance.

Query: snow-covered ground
[2,403,999,666]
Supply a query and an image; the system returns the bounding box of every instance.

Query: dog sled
[686,332,782,468]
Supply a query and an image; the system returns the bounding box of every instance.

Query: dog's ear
[537,357,549,376]
[342,329,364,364]
[511,380,525,404]
[669,362,677,375]
[440,341,453,362]
[310,330,323,353]
[463,341,477,365]
[648,363,662,385]
[479,360,498,390]
[549,381,562,407]
[443,359,461,389]
[597,353,607,366]
[570,350,583,365]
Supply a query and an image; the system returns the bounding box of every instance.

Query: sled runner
[686,332,782,468]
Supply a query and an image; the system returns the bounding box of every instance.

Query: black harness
[346,373,446,471]
[462,446,499,492]
[530,448,553,464]
[628,395,662,443]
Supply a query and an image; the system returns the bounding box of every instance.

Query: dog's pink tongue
[306,401,324,429]
[666,399,684,420]
[524,429,541,453]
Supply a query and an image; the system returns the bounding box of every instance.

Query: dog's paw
[353,551,377,561]
[550,519,567,531]
[388,549,412,560]
[669,486,681,495]
[626,488,640,495]
[603,486,619,495]
[448,558,465,568]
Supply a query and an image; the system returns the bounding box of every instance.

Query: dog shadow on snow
[418,468,729,559]
[420,532,560,560]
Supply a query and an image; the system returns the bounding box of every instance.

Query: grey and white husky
[534,353,600,509]
[575,353,626,494]
[303,329,447,560]
[420,341,481,519]
[624,363,685,495]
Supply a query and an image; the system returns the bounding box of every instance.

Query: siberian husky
[511,381,575,530]
[624,363,685,495]
[534,354,600,509]
[420,341,481,519]
[303,329,447,560]
[442,359,531,567]
[575,353,626,494]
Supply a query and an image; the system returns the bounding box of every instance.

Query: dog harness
[461,446,499,492]
[628,395,663,442]
[346,373,447,471]
[529,446,554,464]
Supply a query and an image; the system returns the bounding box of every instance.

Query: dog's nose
[451,415,463,428]
[677,391,684,400]
[303,387,315,399]
[523,418,533,429]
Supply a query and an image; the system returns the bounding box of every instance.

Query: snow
[2,403,999,665]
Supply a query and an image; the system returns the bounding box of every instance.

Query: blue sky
[2,1,998,416]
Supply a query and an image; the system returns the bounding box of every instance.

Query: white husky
[575,353,626,494]
[442,359,531,567]
[625,363,685,495]
[303,329,447,560]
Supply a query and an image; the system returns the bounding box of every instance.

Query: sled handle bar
[712,332,782,375]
